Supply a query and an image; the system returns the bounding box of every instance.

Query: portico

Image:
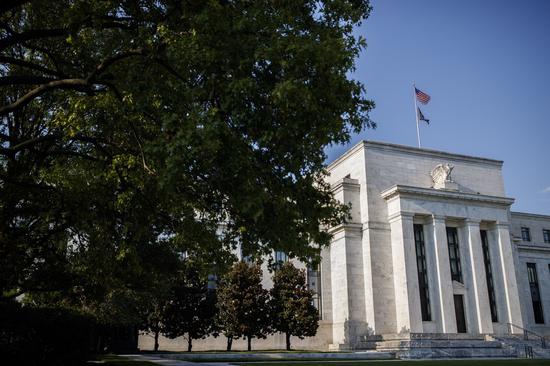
[380,185,523,336]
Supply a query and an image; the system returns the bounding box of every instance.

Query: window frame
[414,224,431,321]
[446,227,463,283]
[527,262,545,324]
[521,227,532,242]
[543,229,550,244]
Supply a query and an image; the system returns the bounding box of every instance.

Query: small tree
[216,261,270,351]
[162,260,217,352]
[141,294,168,352]
[270,262,319,350]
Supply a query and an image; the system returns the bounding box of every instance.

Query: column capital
[495,221,511,228]
[465,218,481,226]
[431,214,446,222]
[388,211,414,223]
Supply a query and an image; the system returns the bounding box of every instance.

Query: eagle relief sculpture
[430,163,458,190]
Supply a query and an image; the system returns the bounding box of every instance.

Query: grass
[233,361,550,366]
[90,355,157,366]
[93,355,550,366]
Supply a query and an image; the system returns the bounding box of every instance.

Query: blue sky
[325,0,550,215]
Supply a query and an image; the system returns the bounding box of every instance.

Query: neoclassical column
[329,229,351,346]
[389,212,423,334]
[493,222,524,331]
[464,219,493,334]
[428,215,457,333]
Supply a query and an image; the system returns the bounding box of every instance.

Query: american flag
[415,87,431,104]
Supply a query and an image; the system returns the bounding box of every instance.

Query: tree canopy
[216,261,270,351]
[0,0,374,308]
[270,261,319,350]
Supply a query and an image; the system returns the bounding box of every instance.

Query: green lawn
[94,355,550,366]
[235,361,550,366]
[91,355,157,366]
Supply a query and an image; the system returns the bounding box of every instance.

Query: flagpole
[413,82,421,148]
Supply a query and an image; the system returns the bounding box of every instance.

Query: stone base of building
[138,322,333,352]
[356,333,519,359]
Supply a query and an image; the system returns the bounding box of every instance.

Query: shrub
[0,300,93,366]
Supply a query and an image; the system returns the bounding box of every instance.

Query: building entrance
[454,295,467,333]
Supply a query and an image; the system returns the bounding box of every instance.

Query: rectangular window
[527,263,544,324]
[447,227,463,283]
[414,224,431,321]
[307,262,322,318]
[274,250,288,264]
[481,230,498,322]
[543,229,550,244]
[522,227,531,242]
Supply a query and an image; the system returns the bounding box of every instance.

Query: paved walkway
[121,354,233,366]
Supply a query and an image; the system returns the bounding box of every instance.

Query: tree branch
[86,49,147,82]
[0,78,91,116]
[0,28,68,52]
[0,75,56,86]
[0,56,64,77]
[7,134,58,151]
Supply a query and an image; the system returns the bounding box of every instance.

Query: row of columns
[390,213,523,335]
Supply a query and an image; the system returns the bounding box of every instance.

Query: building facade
[139,140,550,351]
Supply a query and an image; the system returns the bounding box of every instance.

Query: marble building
[322,140,550,350]
[139,140,550,351]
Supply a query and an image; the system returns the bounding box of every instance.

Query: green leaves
[216,261,270,344]
[270,261,319,348]
[1,0,373,320]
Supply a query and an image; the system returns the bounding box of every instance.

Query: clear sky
[325,0,550,215]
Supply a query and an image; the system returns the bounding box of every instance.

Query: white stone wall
[326,141,522,344]
[139,322,333,351]
[511,212,550,336]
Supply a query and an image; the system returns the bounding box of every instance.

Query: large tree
[216,261,270,351]
[0,0,374,305]
[270,262,319,350]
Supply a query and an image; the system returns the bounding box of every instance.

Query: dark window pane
[527,263,544,324]
[522,227,531,242]
[447,227,463,283]
[414,224,431,321]
[307,261,322,319]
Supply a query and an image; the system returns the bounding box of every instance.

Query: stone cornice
[326,140,365,171]
[381,184,515,207]
[511,211,550,221]
[363,140,503,167]
[516,244,550,254]
[331,177,360,193]
[327,222,362,235]
[326,140,504,172]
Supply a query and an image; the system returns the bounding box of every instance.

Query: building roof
[327,140,503,171]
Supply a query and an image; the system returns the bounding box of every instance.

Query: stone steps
[373,340,503,349]
[396,346,518,359]
[493,335,550,359]
[356,333,520,359]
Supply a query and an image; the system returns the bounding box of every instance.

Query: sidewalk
[121,354,233,366]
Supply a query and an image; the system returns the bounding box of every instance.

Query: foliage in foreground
[1,0,373,356]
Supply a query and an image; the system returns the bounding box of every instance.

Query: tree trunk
[154,330,160,352]
[226,336,233,351]
[247,335,251,351]
[187,336,193,352]
[285,332,291,351]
